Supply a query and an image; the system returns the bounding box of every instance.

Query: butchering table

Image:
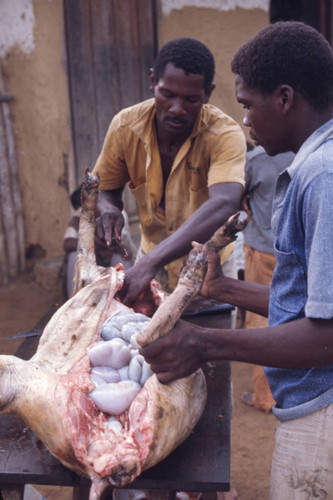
[0,299,233,500]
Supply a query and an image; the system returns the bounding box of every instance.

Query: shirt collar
[190,106,209,138]
[129,99,156,143]
[286,117,333,179]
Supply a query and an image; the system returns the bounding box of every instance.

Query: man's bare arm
[119,182,243,305]
[198,245,270,317]
[141,317,333,383]
[146,182,243,268]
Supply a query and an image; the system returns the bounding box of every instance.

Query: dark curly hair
[153,37,215,94]
[70,184,82,210]
[231,21,333,111]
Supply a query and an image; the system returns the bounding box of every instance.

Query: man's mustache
[165,116,188,124]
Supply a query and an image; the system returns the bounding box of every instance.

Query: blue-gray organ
[88,312,153,414]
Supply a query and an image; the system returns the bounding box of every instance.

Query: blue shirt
[265,118,333,421]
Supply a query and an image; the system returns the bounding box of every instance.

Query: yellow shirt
[93,98,246,289]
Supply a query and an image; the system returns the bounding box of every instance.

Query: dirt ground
[0,272,276,500]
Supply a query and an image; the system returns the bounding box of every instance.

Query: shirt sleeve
[207,123,246,187]
[304,171,333,318]
[92,114,130,190]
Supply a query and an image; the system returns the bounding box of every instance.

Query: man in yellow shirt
[93,37,246,308]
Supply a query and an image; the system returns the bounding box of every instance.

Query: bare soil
[0,272,276,500]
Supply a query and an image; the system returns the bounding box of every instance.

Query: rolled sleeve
[208,125,246,187]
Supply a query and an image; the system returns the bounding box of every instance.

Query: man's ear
[149,68,155,92]
[277,84,294,114]
[205,82,216,102]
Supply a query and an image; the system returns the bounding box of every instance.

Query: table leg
[1,484,24,500]
[72,484,91,500]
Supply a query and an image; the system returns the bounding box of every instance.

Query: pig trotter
[207,212,248,252]
[81,168,100,212]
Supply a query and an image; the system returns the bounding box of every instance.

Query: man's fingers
[192,241,203,251]
[101,214,114,245]
[95,216,105,241]
[118,287,135,307]
[156,372,175,384]
[114,214,125,241]
[146,360,177,384]
[122,295,132,307]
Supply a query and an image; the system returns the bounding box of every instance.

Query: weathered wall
[0,0,268,270]
[0,0,74,263]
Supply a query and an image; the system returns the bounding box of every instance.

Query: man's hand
[95,207,124,246]
[95,187,125,246]
[117,255,158,307]
[94,231,113,252]
[140,319,205,383]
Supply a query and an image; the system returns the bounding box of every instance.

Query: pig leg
[206,211,248,252]
[137,212,248,346]
[73,169,100,294]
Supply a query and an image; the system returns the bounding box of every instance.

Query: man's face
[151,62,214,138]
[235,75,288,156]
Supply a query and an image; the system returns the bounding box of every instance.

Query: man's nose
[243,113,250,127]
[170,98,186,115]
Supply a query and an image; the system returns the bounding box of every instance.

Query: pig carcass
[0,171,247,499]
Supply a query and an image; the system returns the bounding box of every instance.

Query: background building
[0,0,331,284]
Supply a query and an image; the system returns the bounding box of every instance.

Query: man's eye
[161,91,174,98]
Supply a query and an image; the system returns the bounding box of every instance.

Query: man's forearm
[141,315,333,384]
[203,276,270,317]
[146,183,243,269]
[200,317,333,368]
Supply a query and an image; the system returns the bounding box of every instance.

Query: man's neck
[290,105,333,153]
[154,117,190,149]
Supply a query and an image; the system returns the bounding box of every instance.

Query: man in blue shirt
[241,146,295,414]
[141,21,333,499]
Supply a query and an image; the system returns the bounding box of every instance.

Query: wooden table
[0,302,233,499]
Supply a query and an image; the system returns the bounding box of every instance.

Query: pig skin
[0,267,207,499]
[0,171,208,500]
